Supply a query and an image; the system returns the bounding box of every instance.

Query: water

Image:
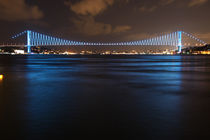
[0,55,210,140]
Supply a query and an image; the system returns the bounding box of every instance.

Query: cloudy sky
[0,0,210,43]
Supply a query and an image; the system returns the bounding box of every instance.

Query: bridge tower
[178,31,182,53]
[27,30,31,54]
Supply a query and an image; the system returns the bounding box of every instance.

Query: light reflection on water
[1,55,210,140]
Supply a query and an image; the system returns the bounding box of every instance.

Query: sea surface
[0,55,210,140]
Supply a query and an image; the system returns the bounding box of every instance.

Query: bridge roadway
[0,45,26,47]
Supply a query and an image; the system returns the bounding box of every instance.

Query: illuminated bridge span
[10,30,207,53]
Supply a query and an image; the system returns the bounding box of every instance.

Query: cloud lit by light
[0,0,43,21]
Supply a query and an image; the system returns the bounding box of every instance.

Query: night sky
[0,0,210,43]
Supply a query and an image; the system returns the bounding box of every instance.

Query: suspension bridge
[0,30,207,54]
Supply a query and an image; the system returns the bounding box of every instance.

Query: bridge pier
[27,30,31,54]
[178,45,182,53]
[27,45,31,54]
[178,31,182,53]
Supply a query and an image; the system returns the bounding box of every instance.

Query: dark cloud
[113,25,131,33]
[66,0,114,16]
[72,16,131,36]
[0,0,43,21]
[138,0,209,13]
[138,0,175,13]
[188,0,208,7]
[160,0,175,6]
[139,6,157,12]
[67,0,131,36]
[72,16,112,35]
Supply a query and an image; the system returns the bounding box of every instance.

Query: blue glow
[10,30,207,53]
[27,30,31,53]
[178,31,182,53]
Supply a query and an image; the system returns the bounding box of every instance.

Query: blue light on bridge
[178,31,182,53]
[9,30,207,54]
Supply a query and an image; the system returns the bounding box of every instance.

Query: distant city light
[0,75,3,81]
[14,50,25,54]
